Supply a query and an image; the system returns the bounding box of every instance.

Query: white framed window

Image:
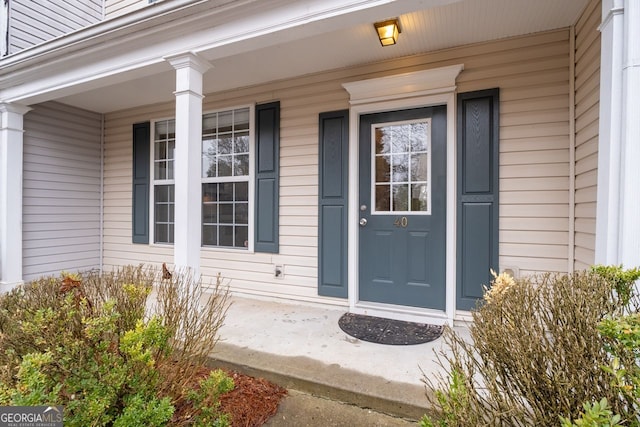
[151,119,175,244]
[201,106,253,249]
[371,118,431,214]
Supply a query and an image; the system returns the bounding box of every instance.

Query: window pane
[203,157,216,178]
[392,184,409,211]
[234,154,249,176]
[155,185,169,202]
[155,162,167,180]
[235,133,249,153]
[156,121,168,139]
[235,203,248,224]
[375,185,390,211]
[235,108,250,130]
[235,182,248,201]
[218,155,232,176]
[219,136,233,155]
[167,159,174,180]
[203,183,218,202]
[155,203,168,222]
[218,111,233,133]
[168,141,175,160]
[411,184,428,211]
[391,126,409,153]
[156,141,167,160]
[410,123,428,152]
[203,203,217,224]
[392,154,409,182]
[155,224,167,243]
[375,155,391,183]
[219,204,233,224]
[203,114,217,135]
[219,183,233,201]
[411,153,429,182]
[219,226,233,246]
[202,138,217,178]
[235,226,248,248]
[202,225,217,246]
[154,185,175,244]
[375,128,390,155]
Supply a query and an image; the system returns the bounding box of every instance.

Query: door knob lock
[359,218,368,226]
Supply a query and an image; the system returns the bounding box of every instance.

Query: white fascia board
[0,0,457,106]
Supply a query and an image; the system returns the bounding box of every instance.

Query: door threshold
[351,301,449,325]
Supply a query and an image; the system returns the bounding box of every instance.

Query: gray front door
[358,106,447,310]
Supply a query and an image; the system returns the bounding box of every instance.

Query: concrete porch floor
[210,295,467,420]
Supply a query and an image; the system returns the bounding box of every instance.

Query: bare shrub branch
[423,270,627,426]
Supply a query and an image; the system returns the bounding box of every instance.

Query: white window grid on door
[370,117,432,215]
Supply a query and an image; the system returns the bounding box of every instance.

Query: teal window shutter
[132,122,150,244]
[456,89,499,310]
[318,110,349,298]
[254,102,280,253]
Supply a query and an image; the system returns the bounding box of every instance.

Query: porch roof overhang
[0,0,589,113]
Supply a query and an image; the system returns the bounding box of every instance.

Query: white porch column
[166,53,211,274]
[596,0,640,268]
[0,103,31,292]
[595,0,624,265]
[618,0,640,268]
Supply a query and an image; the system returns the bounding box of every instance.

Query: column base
[0,280,23,293]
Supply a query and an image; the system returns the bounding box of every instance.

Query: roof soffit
[0,0,456,105]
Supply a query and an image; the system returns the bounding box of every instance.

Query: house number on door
[394,217,408,228]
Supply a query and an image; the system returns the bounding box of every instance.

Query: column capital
[164,52,212,75]
[0,102,32,119]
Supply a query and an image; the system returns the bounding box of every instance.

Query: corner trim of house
[342,64,463,325]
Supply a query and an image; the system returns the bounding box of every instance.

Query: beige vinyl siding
[103,29,572,303]
[7,0,102,55]
[22,102,102,280]
[105,0,165,19]
[573,0,600,270]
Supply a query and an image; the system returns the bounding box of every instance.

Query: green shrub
[422,268,637,426]
[0,265,231,426]
[186,370,235,427]
[560,398,623,427]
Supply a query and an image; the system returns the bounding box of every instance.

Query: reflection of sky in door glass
[374,121,430,212]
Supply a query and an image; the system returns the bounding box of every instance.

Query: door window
[372,118,431,214]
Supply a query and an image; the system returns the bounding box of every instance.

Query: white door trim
[342,64,463,325]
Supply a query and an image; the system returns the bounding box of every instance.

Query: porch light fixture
[374,18,401,46]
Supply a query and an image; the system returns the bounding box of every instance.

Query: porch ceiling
[27,0,589,113]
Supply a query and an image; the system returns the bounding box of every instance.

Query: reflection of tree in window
[374,120,430,212]
[201,107,251,249]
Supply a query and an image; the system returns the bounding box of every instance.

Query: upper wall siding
[103,29,572,304]
[573,0,600,270]
[7,0,102,55]
[105,0,165,19]
[23,102,102,281]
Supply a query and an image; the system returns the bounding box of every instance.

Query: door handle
[359,218,368,226]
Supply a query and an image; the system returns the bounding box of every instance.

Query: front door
[358,106,447,310]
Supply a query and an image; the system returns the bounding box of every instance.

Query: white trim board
[342,64,463,325]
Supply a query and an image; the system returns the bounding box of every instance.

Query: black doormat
[338,313,444,345]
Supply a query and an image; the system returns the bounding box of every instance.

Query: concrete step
[207,296,461,421]
[209,341,430,421]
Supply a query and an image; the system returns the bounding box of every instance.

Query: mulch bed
[171,366,287,426]
[219,370,288,426]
